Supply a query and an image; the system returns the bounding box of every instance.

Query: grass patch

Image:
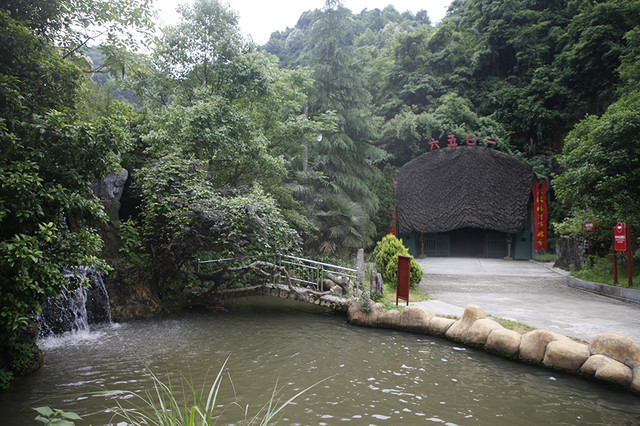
[572,254,640,290]
[490,316,536,334]
[367,281,430,313]
[431,314,536,335]
[377,281,429,305]
[533,253,556,262]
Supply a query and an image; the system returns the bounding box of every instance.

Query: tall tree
[305,0,386,251]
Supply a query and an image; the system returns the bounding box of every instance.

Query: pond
[1,296,639,425]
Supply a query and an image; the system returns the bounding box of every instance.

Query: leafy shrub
[385,254,423,288]
[135,155,301,293]
[119,219,150,269]
[373,234,406,273]
[373,234,423,287]
[0,369,13,390]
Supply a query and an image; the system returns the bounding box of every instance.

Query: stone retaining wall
[567,276,640,304]
[347,299,640,394]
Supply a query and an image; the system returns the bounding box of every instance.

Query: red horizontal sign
[429,134,496,150]
[582,222,597,232]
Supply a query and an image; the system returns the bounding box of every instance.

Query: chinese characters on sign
[533,181,547,251]
[430,134,497,151]
[612,222,633,287]
[614,222,627,252]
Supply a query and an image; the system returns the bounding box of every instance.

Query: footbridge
[217,282,351,312]
[195,254,364,312]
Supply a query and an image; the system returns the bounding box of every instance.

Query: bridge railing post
[356,248,365,291]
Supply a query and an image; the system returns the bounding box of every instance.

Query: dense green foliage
[0,4,132,386]
[266,0,640,159]
[553,91,640,244]
[135,155,300,290]
[3,0,640,387]
[373,235,422,287]
[265,0,640,252]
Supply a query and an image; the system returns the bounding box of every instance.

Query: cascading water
[38,269,112,337]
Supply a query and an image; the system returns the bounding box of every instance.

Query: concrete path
[412,258,640,343]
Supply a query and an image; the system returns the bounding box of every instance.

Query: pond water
[1,296,639,425]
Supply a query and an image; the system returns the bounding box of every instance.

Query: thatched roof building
[395,146,535,258]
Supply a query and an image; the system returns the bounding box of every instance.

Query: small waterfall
[38,269,112,337]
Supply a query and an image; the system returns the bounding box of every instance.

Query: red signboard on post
[533,181,548,251]
[396,255,411,306]
[612,222,633,287]
[614,222,627,252]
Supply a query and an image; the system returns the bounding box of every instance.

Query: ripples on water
[2,296,639,425]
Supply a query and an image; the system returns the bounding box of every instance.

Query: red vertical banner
[534,181,548,251]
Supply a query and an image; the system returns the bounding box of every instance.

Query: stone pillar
[370,267,383,297]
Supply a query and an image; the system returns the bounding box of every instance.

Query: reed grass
[109,356,327,425]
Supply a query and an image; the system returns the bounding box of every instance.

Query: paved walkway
[412,258,640,343]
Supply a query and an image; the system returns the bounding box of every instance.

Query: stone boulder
[428,317,456,336]
[589,333,640,368]
[632,369,640,393]
[465,318,503,347]
[107,260,161,321]
[519,330,571,365]
[542,339,590,372]
[397,306,433,333]
[377,309,400,329]
[92,169,128,202]
[555,235,586,270]
[486,328,521,358]
[581,354,633,389]
[320,279,334,292]
[446,305,487,342]
[347,299,381,327]
[331,284,345,296]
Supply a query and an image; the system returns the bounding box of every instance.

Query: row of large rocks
[347,299,640,394]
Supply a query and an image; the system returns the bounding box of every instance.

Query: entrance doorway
[450,228,485,257]
[406,229,510,258]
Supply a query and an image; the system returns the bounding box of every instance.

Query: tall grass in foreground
[36,356,327,425]
[110,357,327,425]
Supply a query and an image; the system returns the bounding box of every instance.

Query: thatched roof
[395,146,534,234]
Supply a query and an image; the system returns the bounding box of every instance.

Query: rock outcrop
[346,301,640,394]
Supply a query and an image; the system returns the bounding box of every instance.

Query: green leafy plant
[0,369,13,389]
[373,234,423,287]
[119,219,150,267]
[384,254,424,288]
[33,406,82,425]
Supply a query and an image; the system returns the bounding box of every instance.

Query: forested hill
[262,0,640,165]
[1,0,640,388]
